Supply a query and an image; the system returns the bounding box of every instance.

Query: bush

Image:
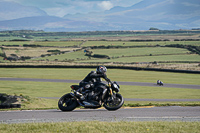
[47,50,61,53]
[92,54,109,58]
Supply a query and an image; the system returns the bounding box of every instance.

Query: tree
[149,27,159,30]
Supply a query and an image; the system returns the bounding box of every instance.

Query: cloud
[182,2,200,7]
[98,1,113,10]
[1,0,143,17]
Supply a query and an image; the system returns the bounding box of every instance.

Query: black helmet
[96,65,107,74]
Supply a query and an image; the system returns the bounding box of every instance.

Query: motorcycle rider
[157,80,160,85]
[157,80,163,86]
[76,65,111,100]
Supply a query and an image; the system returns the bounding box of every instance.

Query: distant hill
[0,1,47,21]
[102,0,200,30]
[0,16,67,31]
[0,0,200,31]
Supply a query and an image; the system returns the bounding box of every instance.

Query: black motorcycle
[157,81,164,86]
[58,81,124,111]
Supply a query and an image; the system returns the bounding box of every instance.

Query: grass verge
[0,121,200,133]
[124,101,200,107]
[1,97,200,111]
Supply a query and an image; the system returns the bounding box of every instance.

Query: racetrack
[1,77,200,123]
[1,106,200,123]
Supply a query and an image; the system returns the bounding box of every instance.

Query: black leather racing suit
[79,71,111,91]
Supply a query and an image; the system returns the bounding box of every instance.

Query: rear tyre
[58,93,78,111]
[104,93,124,111]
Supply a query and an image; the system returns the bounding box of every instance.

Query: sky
[2,0,143,17]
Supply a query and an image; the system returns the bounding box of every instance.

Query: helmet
[96,65,107,74]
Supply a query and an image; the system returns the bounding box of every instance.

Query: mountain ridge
[0,0,199,31]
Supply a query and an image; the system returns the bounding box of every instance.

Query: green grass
[0,57,3,62]
[78,54,200,63]
[0,48,3,54]
[164,41,200,46]
[1,40,200,47]
[0,41,28,46]
[33,41,83,47]
[3,47,79,58]
[124,101,200,107]
[89,47,189,57]
[0,121,199,133]
[0,41,83,47]
[0,68,200,85]
[0,81,70,97]
[32,50,88,61]
[120,86,200,99]
[83,41,159,47]
[1,68,200,109]
[0,80,200,109]
[32,47,192,61]
[3,46,198,62]
[1,40,200,64]
[1,81,200,99]
[83,40,200,47]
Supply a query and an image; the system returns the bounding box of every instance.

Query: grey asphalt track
[0,106,200,123]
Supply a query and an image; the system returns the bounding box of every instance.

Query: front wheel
[104,93,124,111]
[58,93,78,111]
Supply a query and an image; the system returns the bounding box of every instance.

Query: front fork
[108,83,114,101]
[102,83,113,100]
[109,88,114,101]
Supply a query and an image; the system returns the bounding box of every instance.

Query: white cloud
[98,1,113,10]
[44,7,68,17]
[1,0,143,17]
[182,2,200,7]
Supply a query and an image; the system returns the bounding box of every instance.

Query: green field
[0,68,200,109]
[0,41,83,47]
[1,80,200,99]
[0,31,200,109]
[11,47,196,63]
[1,40,200,47]
[0,39,200,72]
[30,47,192,62]
[1,31,200,132]
[3,47,79,58]
[79,54,200,63]
[0,121,199,133]
[83,40,200,47]
[87,47,189,56]
[31,50,86,61]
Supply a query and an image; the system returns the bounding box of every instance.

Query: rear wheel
[104,93,124,111]
[58,93,78,111]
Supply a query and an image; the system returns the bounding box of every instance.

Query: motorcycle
[58,81,124,111]
[157,81,164,86]
[157,80,164,86]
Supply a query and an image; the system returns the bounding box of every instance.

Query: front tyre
[58,93,78,111]
[104,93,124,111]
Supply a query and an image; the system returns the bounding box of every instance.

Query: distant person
[160,81,163,86]
[157,80,160,85]
[157,80,163,86]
